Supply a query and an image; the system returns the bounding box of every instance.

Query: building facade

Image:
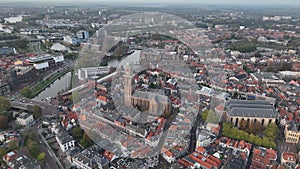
[284,122,300,144]
[56,130,75,152]
[0,82,10,96]
[16,113,34,126]
[281,152,297,168]
[224,100,276,128]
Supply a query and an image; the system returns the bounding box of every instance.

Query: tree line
[222,122,277,149]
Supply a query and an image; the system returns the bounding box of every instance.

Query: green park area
[222,122,277,149]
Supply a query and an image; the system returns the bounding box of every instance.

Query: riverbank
[30,68,73,99]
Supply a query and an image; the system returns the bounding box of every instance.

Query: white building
[27,54,64,70]
[196,130,215,148]
[33,62,49,70]
[56,130,75,152]
[52,54,65,63]
[162,151,175,163]
[4,15,23,23]
[63,36,79,44]
[78,66,111,81]
[0,132,6,142]
[50,43,68,52]
[16,113,34,126]
[76,30,89,42]
[196,85,214,97]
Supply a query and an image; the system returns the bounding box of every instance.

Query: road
[276,125,298,164]
[23,120,60,169]
[13,94,64,169]
[188,111,201,153]
[12,97,58,115]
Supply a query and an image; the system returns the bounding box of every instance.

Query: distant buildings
[63,30,89,44]
[76,30,89,42]
[27,54,64,70]
[251,72,285,84]
[278,71,300,79]
[224,100,276,127]
[262,16,292,21]
[196,85,214,97]
[64,36,79,45]
[78,66,111,81]
[4,15,23,23]
[16,113,34,126]
[0,47,16,57]
[50,43,68,52]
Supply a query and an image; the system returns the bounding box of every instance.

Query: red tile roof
[103,150,114,161]
[282,152,297,162]
[67,111,78,121]
[97,95,107,102]
[195,146,206,154]
[189,154,212,169]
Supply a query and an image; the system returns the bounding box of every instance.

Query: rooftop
[17,113,32,119]
[56,130,74,145]
[282,152,297,162]
[225,100,276,118]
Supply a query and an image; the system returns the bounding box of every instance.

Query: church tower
[124,64,132,107]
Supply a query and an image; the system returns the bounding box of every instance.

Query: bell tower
[124,64,132,107]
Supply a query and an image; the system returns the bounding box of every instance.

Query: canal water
[107,50,141,67]
[33,50,141,101]
[33,72,71,101]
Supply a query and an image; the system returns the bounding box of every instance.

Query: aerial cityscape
[0,1,299,169]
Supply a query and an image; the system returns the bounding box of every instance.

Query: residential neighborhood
[0,1,300,169]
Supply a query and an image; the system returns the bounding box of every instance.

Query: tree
[80,133,93,148]
[249,134,256,143]
[43,41,52,49]
[264,123,278,141]
[254,136,262,145]
[206,111,220,124]
[32,105,42,119]
[71,127,84,140]
[229,39,257,53]
[233,91,239,99]
[149,82,156,89]
[37,152,46,162]
[26,139,39,158]
[0,116,8,129]
[0,97,11,112]
[20,86,32,98]
[71,90,81,103]
[269,141,276,149]
[262,137,270,147]
[201,110,209,121]
[239,119,247,130]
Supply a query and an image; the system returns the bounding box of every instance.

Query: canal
[107,50,141,67]
[33,50,141,101]
[33,72,71,101]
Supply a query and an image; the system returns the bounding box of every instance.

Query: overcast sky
[1,0,300,6]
